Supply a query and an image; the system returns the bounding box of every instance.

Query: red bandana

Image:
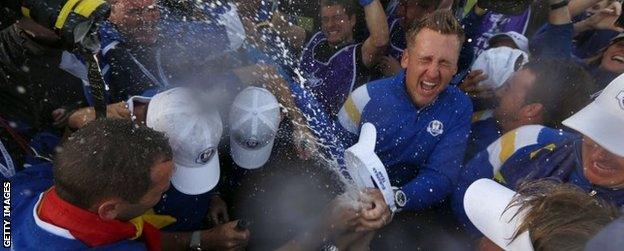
[37,187,162,251]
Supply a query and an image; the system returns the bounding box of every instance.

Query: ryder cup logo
[617,91,624,111]
[195,148,215,164]
[427,120,444,137]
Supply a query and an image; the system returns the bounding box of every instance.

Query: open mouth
[611,55,624,64]
[592,161,619,175]
[419,80,439,95]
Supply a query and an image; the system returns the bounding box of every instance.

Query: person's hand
[322,196,360,236]
[201,220,250,251]
[356,188,392,232]
[379,56,403,76]
[584,1,624,32]
[292,124,318,160]
[68,102,130,129]
[208,195,230,225]
[459,69,488,94]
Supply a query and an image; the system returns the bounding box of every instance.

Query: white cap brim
[464,179,534,251]
[562,102,624,157]
[230,137,275,169]
[170,154,220,195]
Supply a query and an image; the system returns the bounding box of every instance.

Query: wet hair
[54,118,172,209]
[406,9,465,48]
[522,58,597,128]
[319,0,357,17]
[508,180,620,251]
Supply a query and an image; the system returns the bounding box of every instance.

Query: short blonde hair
[406,9,465,48]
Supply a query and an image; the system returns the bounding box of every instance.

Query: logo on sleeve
[427,120,444,137]
[617,91,624,111]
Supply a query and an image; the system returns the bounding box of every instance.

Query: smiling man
[337,10,472,213]
[452,72,624,239]
[298,0,388,118]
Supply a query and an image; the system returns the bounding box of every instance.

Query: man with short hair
[12,119,174,250]
[12,119,250,250]
[465,59,597,161]
[298,0,389,118]
[452,72,624,239]
[337,9,472,215]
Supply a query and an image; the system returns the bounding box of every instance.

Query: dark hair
[522,58,597,128]
[319,0,357,17]
[54,118,172,209]
[509,180,620,251]
[406,9,465,47]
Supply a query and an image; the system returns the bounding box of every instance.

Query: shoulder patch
[486,125,545,174]
[338,85,371,134]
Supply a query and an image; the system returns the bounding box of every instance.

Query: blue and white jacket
[452,125,624,236]
[337,71,473,211]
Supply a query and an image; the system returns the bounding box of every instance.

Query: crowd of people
[2,0,624,250]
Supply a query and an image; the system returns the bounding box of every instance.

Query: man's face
[401,28,460,107]
[582,136,624,189]
[320,5,356,45]
[601,40,624,74]
[116,159,174,221]
[493,69,536,127]
[109,0,160,44]
[396,0,436,29]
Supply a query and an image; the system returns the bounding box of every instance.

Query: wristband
[359,0,374,7]
[550,0,569,10]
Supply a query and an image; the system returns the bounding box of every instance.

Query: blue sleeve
[401,98,472,211]
[451,150,495,237]
[530,22,574,59]
[10,163,54,209]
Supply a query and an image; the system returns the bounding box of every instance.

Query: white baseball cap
[464,179,534,251]
[140,88,223,195]
[471,46,528,90]
[229,87,280,169]
[344,123,397,212]
[563,73,624,157]
[489,31,529,53]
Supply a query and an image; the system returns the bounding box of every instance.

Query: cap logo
[617,91,624,111]
[196,148,216,164]
[244,138,259,149]
[427,120,444,137]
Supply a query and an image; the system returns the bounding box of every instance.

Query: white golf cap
[464,179,534,251]
[471,46,528,90]
[229,87,280,169]
[489,31,529,53]
[344,123,397,212]
[145,88,223,195]
[563,73,624,157]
